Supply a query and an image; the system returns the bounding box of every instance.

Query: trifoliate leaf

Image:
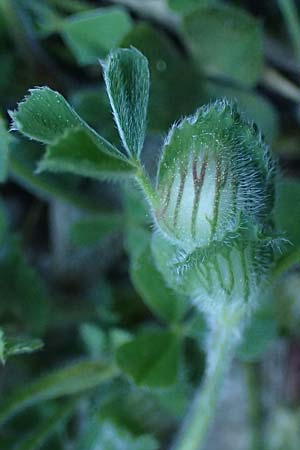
[10,86,123,159]
[61,7,133,65]
[11,87,135,180]
[103,48,149,159]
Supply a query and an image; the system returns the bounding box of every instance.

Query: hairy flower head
[154,100,275,252]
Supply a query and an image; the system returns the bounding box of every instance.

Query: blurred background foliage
[0,0,300,449]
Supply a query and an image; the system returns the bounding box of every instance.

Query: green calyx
[151,229,275,315]
[154,99,276,252]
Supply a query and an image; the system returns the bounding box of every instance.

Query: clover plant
[1,2,300,450]
[7,46,280,450]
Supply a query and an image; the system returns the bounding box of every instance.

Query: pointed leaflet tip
[103,47,150,159]
[98,57,106,70]
[10,87,83,144]
[10,86,129,164]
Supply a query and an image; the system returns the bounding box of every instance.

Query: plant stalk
[262,67,300,103]
[135,166,159,209]
[171,306,245,450]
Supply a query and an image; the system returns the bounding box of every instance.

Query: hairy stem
[135,166,159,209]
[171,306,245,450]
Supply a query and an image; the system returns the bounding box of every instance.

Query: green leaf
[0,115,11,182]
[121,24,205,133]
[14,401,75,450]
[103,48,150,159]
[182,4,263,87]
[10,86,124,160]
[61,7,133,65]
[130,245,188,323]
[4,335,43,360]
[10,87,83,144]
[116,330,181,388]
[0,359,117,426]
[27,1,63,37]
[71,213,123,247]
[38,128,135,181]
[275,178,300,246]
